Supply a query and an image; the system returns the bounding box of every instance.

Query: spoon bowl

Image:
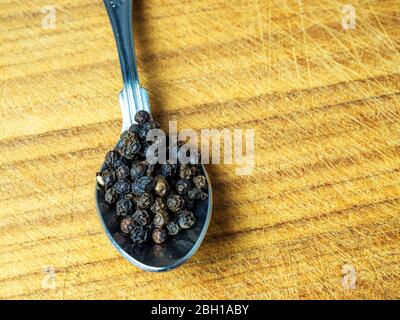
[96,163,212,272]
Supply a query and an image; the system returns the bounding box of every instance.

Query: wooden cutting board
[1,0,399,299]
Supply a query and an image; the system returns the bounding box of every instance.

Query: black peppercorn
[116,198,133,216]
[118,141,141,160]
[115,164,130,180]
[187,188,198,200]
[150,197,166,213]
[101,168,116,189]
[130,226,149,244]
[120,130,138,143]
[105,150,124,168]
[123,193,135,200]
[193,175,207,190]
[117,130,141,158]
[154,175,170,197]
[132,209,151,226]
[104,150,116,168]
[130,163,146,180]
[188,187,208,201]
[105,188,118,204]
[152,228,168,244]
[166,221,180,236]
[175,179,192,196]
[138,124,149,140]
[161,162,177,178]
[199,191,208,201]
[178,210,196,229]
[179,165,192,180]
[132,176,154,195]
[129,123,141,135]
[135,110,150,124]
[120,217,136,234]
[167,194,184,213]
[134,192,153,209]
[153,210,170,228]
[113,180,131,194]
[138,121,160,140]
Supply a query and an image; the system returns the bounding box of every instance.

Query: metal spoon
[95,0,212,272]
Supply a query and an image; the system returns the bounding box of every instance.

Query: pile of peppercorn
[96,110,208,245]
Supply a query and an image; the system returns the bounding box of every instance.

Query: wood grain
[1,0,400,299]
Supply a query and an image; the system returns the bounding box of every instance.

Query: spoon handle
[104,0,150,131]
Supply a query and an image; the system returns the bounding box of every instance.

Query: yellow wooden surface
[1,0,400,299]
